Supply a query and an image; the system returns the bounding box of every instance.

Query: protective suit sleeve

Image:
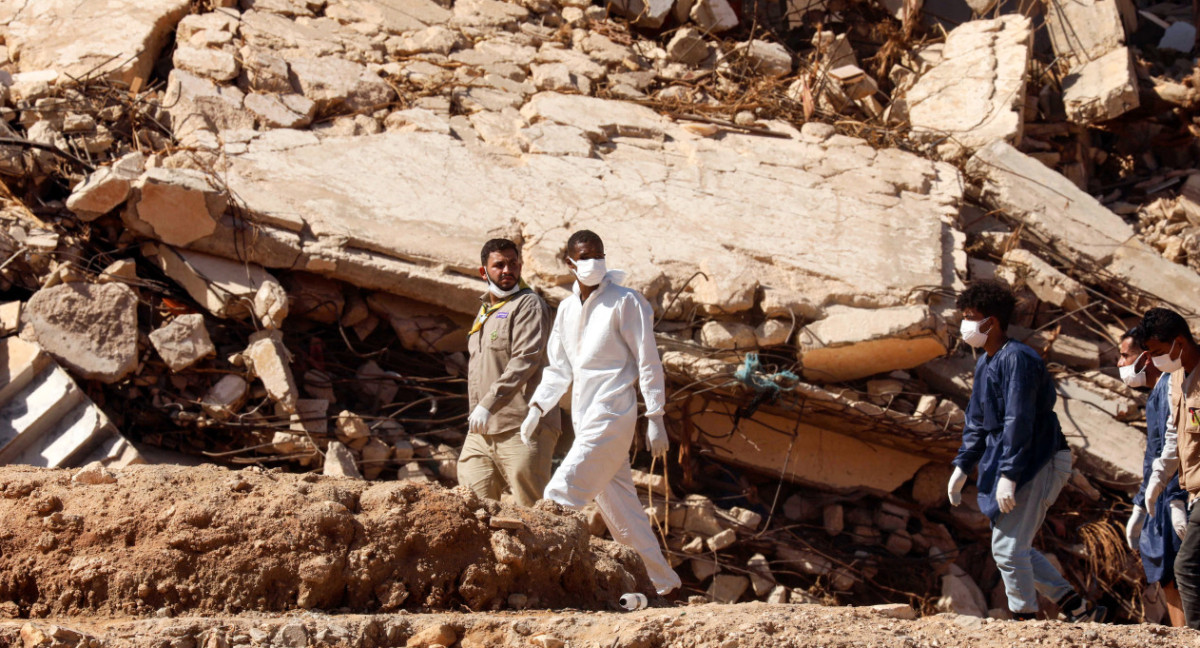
[529,309,573,414]
[953,359,988,473]
[997,353,1039,480]
[477,296,551,414]
[617,291,667,419]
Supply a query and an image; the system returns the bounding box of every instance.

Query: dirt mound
[3,603,1191,648]
[0,465,652,618]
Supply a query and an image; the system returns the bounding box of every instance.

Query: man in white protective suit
[521,229,682,596]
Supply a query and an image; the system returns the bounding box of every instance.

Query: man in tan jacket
[458,238,561,507]
[1141,307,1200,628]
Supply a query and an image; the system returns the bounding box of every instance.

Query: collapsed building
[0,0,1198,627]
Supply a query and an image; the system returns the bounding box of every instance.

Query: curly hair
[956,279,1016,331]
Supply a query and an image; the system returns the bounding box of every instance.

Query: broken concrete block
[142,243,285,322]
[244,330,299,413]
[162,70,255,141]
[666,28,710,65]
[361,437,392,480]
[356,360,399,408]
[1055,397,1142,492]
[967,141,1134,266]
[289,56,398,115]
[799,305,947,382]
[20,282,139,384]
[708,574,749,603]
[336,410,371,444]
[98,259,138,284]
[706,528,736,552]
[292,398,328,436]
[938,564,988,617]
[906,16,1032,160]
[767,585,790,604]
[690,0,738,32]
[682,494,726,536]
[65,153,145,221]
[245,92,316,129]
[324,441,363,479]
[730,506,762,530]
[148,314,215,372]
[885,529,914,556]
[128,168,228,248]
[72,461,118,485]
[173,46,240,83]
[607,0,673,28]
[1061,47,1139,124]
[875,502,910,533]
[0,302,21,336]
[392,438,414,461]
[998,249,1089,310]
[739,40,792,78]
[0,336,133,468]
[754,319,791,347]
[869,603,918,620]
[5,0,190,87]
[281,273,345,325]
[697,320,757,350]
[823,504,844,536]
[691,557,720,581]
[912,462,953,507]
[682,536,706,554]
[201,374,249,419]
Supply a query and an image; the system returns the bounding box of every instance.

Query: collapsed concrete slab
[19,282,139,384]
[905,16,1032,160]
[798,305,948,382]
[0,336,139,468]
[208,97,961,338]
[4,0,189,87]
[998,248,1089,311]
[688,405,932,492]
[1042,0,1138,122]
[1055,396,1142,492]
[966,141,1134,266]
[141,243,288,324]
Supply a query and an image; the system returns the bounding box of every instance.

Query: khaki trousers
[457,424,559,508]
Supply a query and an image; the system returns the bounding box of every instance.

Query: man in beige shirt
[458,238,561,507]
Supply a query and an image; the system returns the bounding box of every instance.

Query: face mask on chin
[1119,353,1148,388]
[571,258,607,287]
[1152,339,1184,373]
[486,274,520,298]
[960,316,990,349]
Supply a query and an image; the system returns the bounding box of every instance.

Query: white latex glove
[1171,499,1188,541]
[646,416,669,459]
[996,476,1017,514]
[520,406,541,446]
[468,405,490,435]
[1126,506,1146,551]
[947,466,967,506]
[1145,470,1166,516]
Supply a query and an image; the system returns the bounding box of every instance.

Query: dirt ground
[0,465,651,617]
[1,464,1197,648]
[2,604,1195,648]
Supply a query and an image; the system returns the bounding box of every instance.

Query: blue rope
[734,353,798,396]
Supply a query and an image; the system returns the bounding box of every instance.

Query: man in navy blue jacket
[1123,326,1187,626]
[946,280,1104,622]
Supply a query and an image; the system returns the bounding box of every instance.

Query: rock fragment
[20,283,139,384]
[149,314,216,371]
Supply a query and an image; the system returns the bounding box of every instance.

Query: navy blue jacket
[953,340,1068,521]
[1135,373,1187,584]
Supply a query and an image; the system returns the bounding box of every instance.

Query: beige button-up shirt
[468,289,561,436]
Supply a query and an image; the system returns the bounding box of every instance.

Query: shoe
[1011,611,1037,621]
[1058,593,1108,623]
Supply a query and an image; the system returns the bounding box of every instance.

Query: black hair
[480,238,519,266]
[564,229,604,261]
[1139,307,1196,347]
[1124,325,1146,348]
[955,280,1016,331]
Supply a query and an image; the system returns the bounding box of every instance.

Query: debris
[20,282,139,384]
[244,330,300,413]
[798,305,947,383]
[148,314,216,372]
[324,441,363,479]
[707,574,750,603]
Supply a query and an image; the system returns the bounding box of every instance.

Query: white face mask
[960,317,990,349]
[1153,340,1183,373]
[1119,353,1148,388]
[571,258,607,287]
[486,274,521,299]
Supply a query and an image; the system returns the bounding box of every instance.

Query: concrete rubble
[0,0,1188,621]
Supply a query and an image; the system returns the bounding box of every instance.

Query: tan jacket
[1168,366,1200,497]
[468,289,561,436]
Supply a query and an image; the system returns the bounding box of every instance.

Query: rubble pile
[0,0,1196,626]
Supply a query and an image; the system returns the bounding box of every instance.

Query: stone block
[998,248,1089,310]
[707,574,749,603]
[245,330,299,413]
[1061,47,1138,123]
[697,320,757,350]
[148,314,215,372]
[201,374,249,419]
[20,283,138,384]
[799,305,947,382]
[142,243,285,322]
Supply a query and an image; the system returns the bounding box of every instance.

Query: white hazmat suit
[529,271,682,594]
